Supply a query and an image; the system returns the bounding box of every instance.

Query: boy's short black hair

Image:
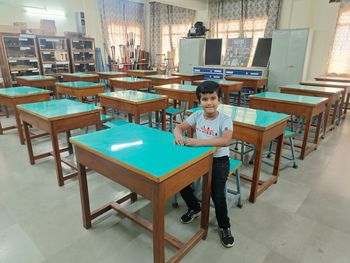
[196,80,222,100]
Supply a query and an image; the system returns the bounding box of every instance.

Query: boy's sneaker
[218,227,234,248]
[180,208,200,224]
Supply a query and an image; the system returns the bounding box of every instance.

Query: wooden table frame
[109,78,151,92]
[99,93,167,130]
[315,76,350,83]
[16,76,56,89]
[55,82,105,102]
[144,76,182,86]
[171,73,205,84]
[0,90,51,144]
[300,80,350,118]
[234,119,287,203]
[250,96,327,160]
[71,135,214,263]
[154,84,197,109]
[97,72,128,80]
[127,70,158,78]
[187,106,288,203]
[62,73,99,83]
[225,76,267,93]
[280,86,342,134]
[18,106,102,186]
[192,80,243,105]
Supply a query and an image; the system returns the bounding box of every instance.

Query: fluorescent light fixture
[24,7,66,17]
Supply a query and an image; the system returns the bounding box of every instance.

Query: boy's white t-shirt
[185,110,233,158]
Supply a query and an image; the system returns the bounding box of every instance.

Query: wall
[279,0,340,79]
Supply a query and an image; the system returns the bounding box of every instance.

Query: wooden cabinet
[0,33,41,86]
[68,37,96,73]
[37,36,70,76]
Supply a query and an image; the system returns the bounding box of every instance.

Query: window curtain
[209,0,282,65]
[98,0,145,62]
[327,0,350,76]
[150,2,195,67]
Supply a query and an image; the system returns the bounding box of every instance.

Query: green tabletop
[186,104,289,128]
[128,70,157,73]
[99,90,164,103]
[98,71,127,75]
[154,84,197,92]
[70,123,215,179]
[17,99,100,120]
[250,92,327,105]
[227,75,267,80]
[172,72,204,77]
[57,81,104,88]
[301,80,350,88]
[193,79,242,86]
[109,77,150,83]
[281,84,343,94]
[145,74,181,80]
[16,75,55,80]
[0,86,50,97]
[64,73,98,77]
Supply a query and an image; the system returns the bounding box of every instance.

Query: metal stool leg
[289,137,298,169]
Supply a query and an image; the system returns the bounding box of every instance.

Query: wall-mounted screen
[251,38,272,67]
[205,39,222,65]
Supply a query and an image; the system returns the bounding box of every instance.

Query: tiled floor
[0,112,349,263]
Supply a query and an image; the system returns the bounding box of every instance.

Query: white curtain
[150,2,195,68]
[98,0,145,62]
[327,0,350,76]
[209,0,282,65]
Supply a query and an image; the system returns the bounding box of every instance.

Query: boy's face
[199,92,220,115]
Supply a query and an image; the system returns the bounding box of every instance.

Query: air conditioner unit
[75,11,86,35]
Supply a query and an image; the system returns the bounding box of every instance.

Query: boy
[173,81,234,248]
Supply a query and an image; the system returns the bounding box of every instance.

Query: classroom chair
[172,158,243,209]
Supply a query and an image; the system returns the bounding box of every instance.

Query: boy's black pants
[180,156,230,229]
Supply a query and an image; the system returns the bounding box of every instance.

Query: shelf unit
[68,37,96,73]
[0,33,41,86]
[37,36,70,76]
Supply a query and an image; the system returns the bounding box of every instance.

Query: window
[211,17,268,65]
[327,7,350,76]
[161,23,190,67]
[107,23,143,63]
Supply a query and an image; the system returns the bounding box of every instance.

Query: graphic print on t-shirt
[198,125,218,136]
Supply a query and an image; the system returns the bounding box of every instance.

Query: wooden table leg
[237,91,241,106]
[249,139,263,203]
[273,133,284,178]
[66,131,73,154]
[78,163,92,229]
[50,129,64,186]
[324,102,331,134]
[135,114,140,124]
[300,115,312,160]
[162,109,166,131]
[14,108,25,145]
[313,112,324,145]
[224,92,229,104]
[152,186,165,263]
[331,100,340,127]
[23,121,35,165]
[344,93,350,115]
[339,91,346,118]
